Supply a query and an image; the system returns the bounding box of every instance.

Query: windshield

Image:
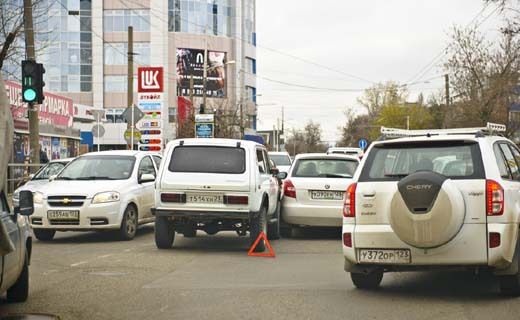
[360,141,485,181]
[292,158,358,178]
[270,154,291,166]
[169,146,246,174]
[57,156,136,180]
[33,162,67,180]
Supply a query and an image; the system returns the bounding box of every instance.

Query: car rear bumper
[281,200,342,227]
[153,208,252,220]
[342,222,516,271]
[30,201,123,230]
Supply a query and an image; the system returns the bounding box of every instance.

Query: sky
[255,0,503,144]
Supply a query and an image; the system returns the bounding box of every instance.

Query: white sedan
[30,151,161,241]
[280,153,359,235]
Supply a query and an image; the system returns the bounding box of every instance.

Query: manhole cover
[1,314,60,320]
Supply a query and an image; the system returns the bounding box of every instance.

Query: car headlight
[33,192,44,204]
[92,192,120,204]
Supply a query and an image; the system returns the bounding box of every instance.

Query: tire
[250,205,267,252]
[350,271,384,290]
[267,200,281,240]
[119,205,138,241]
[155,216,175,249]
[7,254,29,303]
[33,229,56,241]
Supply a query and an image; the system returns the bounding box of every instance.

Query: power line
[405,3,498,85]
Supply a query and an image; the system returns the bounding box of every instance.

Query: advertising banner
[176,48,227,98]
[5,81,73,128]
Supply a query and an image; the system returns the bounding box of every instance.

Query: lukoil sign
[137,67,164,93]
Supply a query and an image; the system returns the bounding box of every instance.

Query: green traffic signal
[23,88,37,102]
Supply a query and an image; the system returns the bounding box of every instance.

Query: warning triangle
[248,231,276,257]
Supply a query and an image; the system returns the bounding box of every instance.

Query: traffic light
[21,60,45,104]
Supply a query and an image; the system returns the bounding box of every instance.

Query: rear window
[360,141,485,182]
[292,158,358,178]
[169,146,246,174]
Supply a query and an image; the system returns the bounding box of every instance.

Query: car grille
[47,195,87,207]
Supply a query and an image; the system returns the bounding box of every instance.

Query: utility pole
[202,31,208,114]
[127,26,134,150]
[24,0,40,172]
[445,74,450,107]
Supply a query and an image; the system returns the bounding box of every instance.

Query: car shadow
[38,224,155,244]
[285,227,342,240]
[170,231,253,253]
[349,270,508,301]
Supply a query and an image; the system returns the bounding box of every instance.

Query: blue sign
[195,123,214,138]
[358,138,368,150]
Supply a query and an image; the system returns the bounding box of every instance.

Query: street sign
[195,114,214,123]
[124,129,142,144]
[121,106,145,125]
[358,138,368,150]
[195,123,214,138]
[91,124,105,138]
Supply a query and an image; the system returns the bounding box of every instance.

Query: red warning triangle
[248,231,275,257]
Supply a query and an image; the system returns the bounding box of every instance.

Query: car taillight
[343,183,357,217]
[343,233,352,247]
[161,193,186,203]
[486,180,504,216]
[224,195,249,205]
[489,232,501,248]
[284,179,296,198]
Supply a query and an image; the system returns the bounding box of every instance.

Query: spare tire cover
[389,171,465,249]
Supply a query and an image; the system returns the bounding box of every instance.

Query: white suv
[343,123,520,295]
[153,138,281,251]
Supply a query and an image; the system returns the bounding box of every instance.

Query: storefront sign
[5,81,73,128]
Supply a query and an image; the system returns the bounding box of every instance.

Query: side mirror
[277,172,288,180]
[270,167,280,176]
[14,191,34,216]
[139,173,156,184]
[49,175,57,182]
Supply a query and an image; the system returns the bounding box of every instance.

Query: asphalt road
[1,226,520,320]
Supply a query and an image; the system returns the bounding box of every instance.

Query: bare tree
[444,26,520,135]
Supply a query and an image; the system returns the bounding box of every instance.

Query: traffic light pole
[23,0,40,172]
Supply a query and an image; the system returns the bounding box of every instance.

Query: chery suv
[343,123,520,295]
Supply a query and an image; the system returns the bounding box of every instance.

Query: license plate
[358,249,411,264]
[47,210,80,220]
[310,190,343,200]
[187,194,223,204]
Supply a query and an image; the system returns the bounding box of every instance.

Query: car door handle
[362,192,376,198]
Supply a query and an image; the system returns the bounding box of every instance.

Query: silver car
[280,154,359,235]
[1,190,34,302]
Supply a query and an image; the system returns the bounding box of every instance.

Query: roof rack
[380,122,506,139]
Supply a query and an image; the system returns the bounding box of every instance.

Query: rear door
[0,191,20,291]
[356,140,487,225]
[257,148,277,214]
[161,145,250,209]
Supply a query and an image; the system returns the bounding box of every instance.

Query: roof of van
[168,138,262,149]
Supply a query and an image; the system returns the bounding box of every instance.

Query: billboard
[137,67,164,93]
[176,48,227,98]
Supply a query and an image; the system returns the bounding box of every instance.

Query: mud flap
[494,237,520,276]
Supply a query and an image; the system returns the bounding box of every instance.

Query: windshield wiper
[75,176,116,180]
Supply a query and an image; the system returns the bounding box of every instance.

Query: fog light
[489,232,501,248]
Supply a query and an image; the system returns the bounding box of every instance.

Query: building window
[168,0,234,37]
[246,57,256,75]
[105,108,127,123]
[104,75,138,92]
[104,42,150,65]
[246,86,257,103]
[103,10,150,32]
